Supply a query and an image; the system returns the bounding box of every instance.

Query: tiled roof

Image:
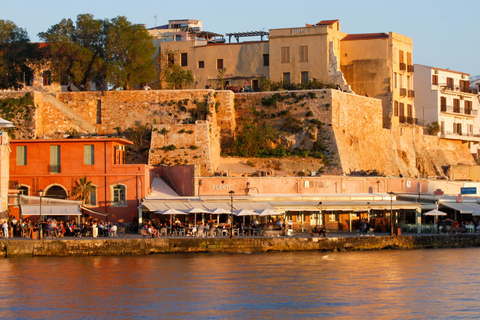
[341,33,389,41]
[316,19,339,26]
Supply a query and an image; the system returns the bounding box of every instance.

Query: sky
[2,0,479,76]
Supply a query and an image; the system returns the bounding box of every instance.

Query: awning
[140,201,274,212]
[20,204,81,216]
[440,202,480,214]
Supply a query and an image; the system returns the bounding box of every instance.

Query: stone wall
[22,89,477,178]
[2,234,480,257]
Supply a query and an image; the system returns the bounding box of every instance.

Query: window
[84,145,94,165]
[465,101,472,115]
[281,47,290,63]
[112,184,126,206]
[399,50,404,64]
[399,103,405,117]
[18,186,29,196]
[394,101,399,117]
[43,71,51,86]
[407,104,413,118]
[282,72,291,84]
[87,186,97,206]
[441,121,445,134]
[96,100,101,124]
[216,59,223,70]
[16,146,26,166]
[198,61,204,68]
[175,35,181,41]
[50,145,60,173]
[329,213,336,222]
[441,97,447,111]
[301,71,309,84]
[181,53,188,67]
[299,46,308,62]
[447,77,454,90]
[432,75,438,85]
[453,99,460,113]
[394,73,397,89]
[263,54,269,67]
[454,123,462,135]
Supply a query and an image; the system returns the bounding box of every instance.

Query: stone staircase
[42,93,97,134]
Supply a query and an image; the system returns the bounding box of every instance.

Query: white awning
[440,202,480,214]
[140,201,274,212]
[20,204,81,216]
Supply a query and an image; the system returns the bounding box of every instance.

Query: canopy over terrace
[19,195,82,222]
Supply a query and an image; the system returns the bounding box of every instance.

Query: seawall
[2,235,480,257]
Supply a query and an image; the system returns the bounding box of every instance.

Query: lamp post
[388,191,394,236]
[229,190,235,238]
[38,189,43,240]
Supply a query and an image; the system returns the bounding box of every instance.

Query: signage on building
[433,189,444,196]
[460,187,477,195]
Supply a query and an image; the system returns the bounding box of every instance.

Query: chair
[233,228,239,236]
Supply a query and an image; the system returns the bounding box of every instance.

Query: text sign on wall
[461,187,477,195]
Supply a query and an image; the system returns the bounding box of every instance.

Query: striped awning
[20,204,81,216]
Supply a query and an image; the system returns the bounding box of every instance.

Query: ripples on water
[0,248,480,319]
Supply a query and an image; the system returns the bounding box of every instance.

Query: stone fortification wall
[328,90,476,177]
[28,89,477,178]
[2,234,480,257]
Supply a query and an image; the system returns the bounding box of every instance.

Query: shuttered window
[299,46,308,62]
[281,47,290,63]
[50,145,60,173]
[16,146,26,166]
[84,145,94,165]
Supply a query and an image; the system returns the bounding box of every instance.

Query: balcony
[399,63,406,71]
[399,116,424,126]
[408,90,415,98]
[440,105,478,117]
[407,65,414,73]
[441,131,480,142]
[399,88,407,96]
[439,84,472,94]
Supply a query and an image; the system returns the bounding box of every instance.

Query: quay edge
[1,235,480,257]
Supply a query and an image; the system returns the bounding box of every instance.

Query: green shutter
[16,146,26,166]
[50,145,60,173]
[84,145,94,165]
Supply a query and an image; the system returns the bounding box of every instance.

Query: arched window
[112,185,126,206]
[18,186,29,196]
[45,185,68,199]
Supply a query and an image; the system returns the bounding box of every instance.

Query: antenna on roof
[155,14,157,29]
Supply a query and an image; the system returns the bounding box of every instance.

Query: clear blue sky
[2,0,479,76]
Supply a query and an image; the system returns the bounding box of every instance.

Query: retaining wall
[2,234,480,257]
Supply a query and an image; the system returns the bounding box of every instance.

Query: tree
[71,176,95,205]
[165,64,193,89]
[39,14,106,91]
[0,20,39,89]
[39,14,155,91]
[104,16,156,90]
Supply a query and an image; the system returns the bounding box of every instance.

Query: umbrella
[472,211,480,216]
[182,207,212,226]
[210,208,232,215]
[154,208,187,215]
[257,209,283,216]
[234,209,258,216]
[424,209,447,216]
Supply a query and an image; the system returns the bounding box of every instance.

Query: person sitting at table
[319,225,327,237]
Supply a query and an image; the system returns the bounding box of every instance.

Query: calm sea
[0,248,479,319]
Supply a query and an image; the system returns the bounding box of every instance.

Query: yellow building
[155,19,414,128]
[340,32,415,128]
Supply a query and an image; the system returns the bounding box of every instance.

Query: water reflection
[0,249,480,319]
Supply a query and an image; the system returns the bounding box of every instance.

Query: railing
[407,65,414,73]
[399,88,407,96]
[440,105,478,116]
[49,165,61,174]
[439,84,471,93]
[408,90,415,98]
[399,63,406,71]
[399,116,424,126]
[442,131,480,138]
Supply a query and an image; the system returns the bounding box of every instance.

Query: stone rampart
[1,234,480,257]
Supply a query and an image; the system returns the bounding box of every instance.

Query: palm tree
[71,177,95,205]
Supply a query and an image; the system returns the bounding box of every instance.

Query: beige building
[340,32,415,128]
[157,19,414,128]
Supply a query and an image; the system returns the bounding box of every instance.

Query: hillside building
[414,64,480,154]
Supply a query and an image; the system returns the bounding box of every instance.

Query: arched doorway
[45,185,68,199]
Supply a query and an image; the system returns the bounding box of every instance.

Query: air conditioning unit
[434,70,439,74]
[461,74,465,79]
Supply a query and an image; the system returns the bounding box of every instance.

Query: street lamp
[388,191,394,236]
[229,190,235,238]
[38,189,43,240]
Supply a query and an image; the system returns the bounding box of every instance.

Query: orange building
[9,138,153,222]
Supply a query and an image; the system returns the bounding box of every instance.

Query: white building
[414,64,480,154]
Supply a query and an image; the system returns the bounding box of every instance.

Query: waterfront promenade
[0,231,479,257]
